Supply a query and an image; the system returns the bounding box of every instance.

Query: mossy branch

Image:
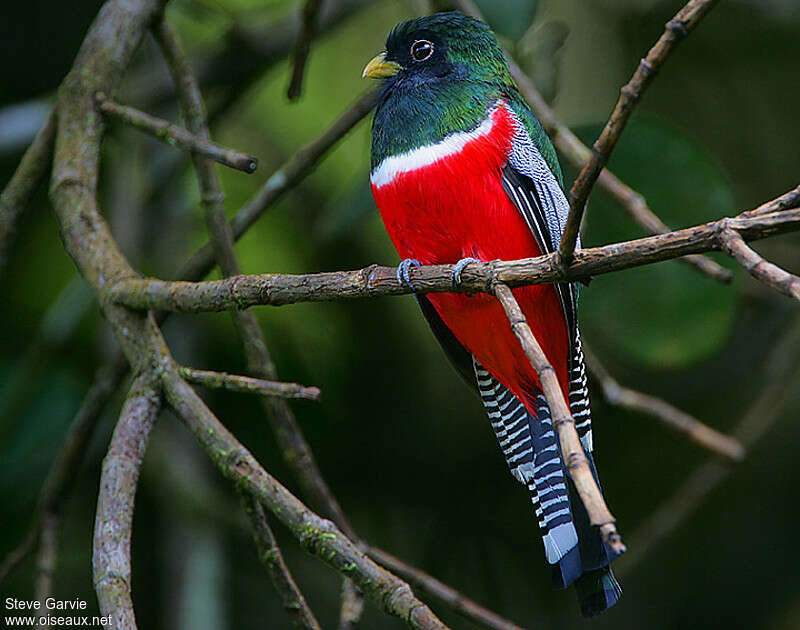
[108,204,800,314]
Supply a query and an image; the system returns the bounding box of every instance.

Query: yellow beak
[362,52,402,79]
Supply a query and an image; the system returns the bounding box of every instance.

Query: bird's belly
[372,160,569,407]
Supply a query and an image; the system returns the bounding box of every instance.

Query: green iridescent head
[363,11,513,88]
[364,12,519,167]
[364,11,558,179]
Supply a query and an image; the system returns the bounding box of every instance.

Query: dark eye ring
[410,39,434,62]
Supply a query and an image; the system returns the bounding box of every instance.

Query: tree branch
[178,87,379,283]
[287,0,323,100]
[155,19,365,628]
[108,205,800,313]
[719,228,800,302]
[368,547,526,630]
[493,283,626,556]
[0,108,57,270]
[161,366,450,630]
[584,347,744,462]
[95,92,257,173]
[240,492,322,630]
[179,366,321,401]
[137,0,373,107]
[34,512,59,630]
[445,0,731,284]
[338,578,366,630]
[93,373,161,629]
[154,7,357,531]
[153,18,326,628]
[743,183,800,217]
[559,0,720,269]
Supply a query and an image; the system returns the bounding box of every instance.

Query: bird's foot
[451,257,480,291]
[396,258,421,293]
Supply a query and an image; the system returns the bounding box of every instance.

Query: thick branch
[584,348,744,462]
[448,0,731,283]
[95,93,257,173]
[240,492,322,630]
[559,0,720,268]
[179,88,379,283]
[179,366,321,401]
[161,366,449,630]
[93,373,161,629]
[494,283,626,556]
[719,228,800,302]
[0,109,57,270]
[287,0,323,100]
[368,547,526,630]
[109,207,800,313]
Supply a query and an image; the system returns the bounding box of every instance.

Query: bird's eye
[410,40,434,62]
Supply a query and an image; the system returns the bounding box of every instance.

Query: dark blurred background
[2,0,800,628]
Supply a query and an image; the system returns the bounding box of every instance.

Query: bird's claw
[396,258,421,292]
[451,257,480,291]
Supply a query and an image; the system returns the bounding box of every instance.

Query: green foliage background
[2,0,800,628]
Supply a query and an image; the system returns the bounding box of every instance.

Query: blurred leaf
[475,0,538,42]
[575,116,738,368]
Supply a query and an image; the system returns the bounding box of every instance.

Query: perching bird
[363,12,621,617]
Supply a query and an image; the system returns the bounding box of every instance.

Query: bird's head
[362,11,512,91]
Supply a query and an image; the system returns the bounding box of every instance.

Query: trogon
[362,11,622,617]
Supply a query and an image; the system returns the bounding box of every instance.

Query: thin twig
[0,108,57,270]
[368,547,526,630]
[179,88,379,283]
[584,347,744,462]
[155,12,356,536]
[154,19,324,629]
[179,366,321,400]
[0,358,128,586]
[493,283,626,556]
[108,205,800,313]
[240,492,322,630]
[93,373,161,629]
[161,366,450,630]
[742,183,800,217]
[558,0,721,269]
[287,0,323,100]
[34,512,59,630]
[338,578,366,630]
[719,228,800,301]
[137,0,373,106]
[617,316,800,577]
[510,64,731,283]
[95,93,257,173]
[155,21,363,629]
[0,276,93,446]
[447,0,732,284]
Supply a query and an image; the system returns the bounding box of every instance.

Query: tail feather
[472,358,622,617]
[575,568,622,618]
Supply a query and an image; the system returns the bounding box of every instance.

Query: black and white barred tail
[473,358,621,617]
